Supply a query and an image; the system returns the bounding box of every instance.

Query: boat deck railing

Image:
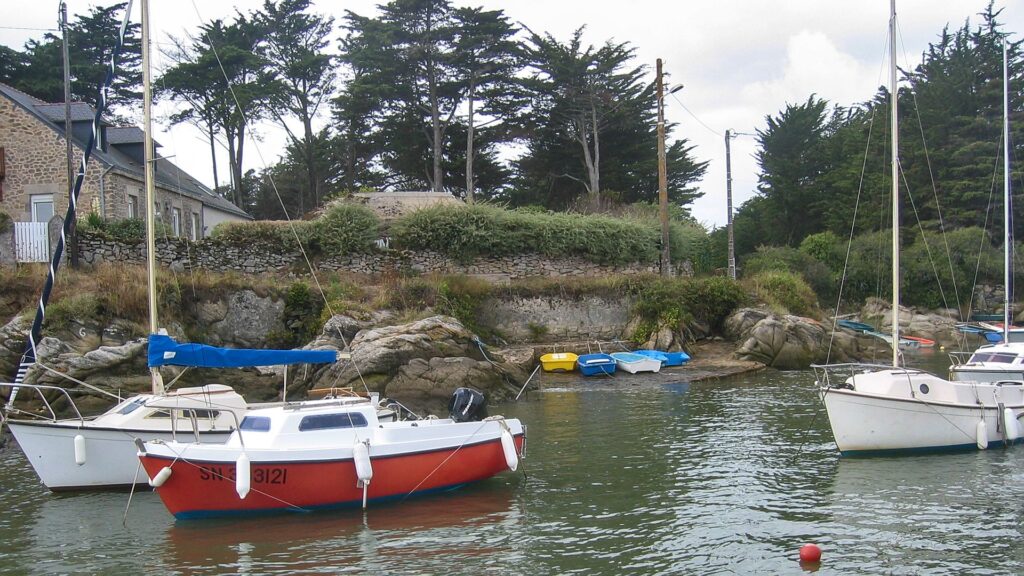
[0,382,86,425]
[948,351,972,367]
[810,362,927,390]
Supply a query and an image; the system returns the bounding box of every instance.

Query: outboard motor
[448,387,488,422]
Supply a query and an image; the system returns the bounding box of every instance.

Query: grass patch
[741,270,819,317]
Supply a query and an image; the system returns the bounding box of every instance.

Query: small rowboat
[902,335,935,348]
[610,352,661,374]
[633,349,690,367]
[576,353,616,376]
[837,319,876,333]
[540,352,578,372]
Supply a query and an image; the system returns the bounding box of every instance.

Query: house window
[172,208,182,237]
[190,212,200,241]
[127,194,139,219]
[30,194,54,223]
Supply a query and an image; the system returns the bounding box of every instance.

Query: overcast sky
[3,1,1023,227]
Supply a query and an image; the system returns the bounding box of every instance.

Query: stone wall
[75,231,686,279]
[477,295,632,342]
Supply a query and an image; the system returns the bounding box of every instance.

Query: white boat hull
[822,386,1024,455]
[7,420,232,491]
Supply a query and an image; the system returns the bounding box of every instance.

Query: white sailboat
[812,3,1024,455]
[0,0,336,490]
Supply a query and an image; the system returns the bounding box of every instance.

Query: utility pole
[656,58,671,276]
[61,2,78,268]
[725,129,736,280]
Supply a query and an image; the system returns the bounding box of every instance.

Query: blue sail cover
[148,334,337,368]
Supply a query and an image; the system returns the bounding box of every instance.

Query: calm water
[2,354,1023,574]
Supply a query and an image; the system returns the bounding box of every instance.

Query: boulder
[725,308,882,369]
[860,298,961,346]
[300,315,527,415]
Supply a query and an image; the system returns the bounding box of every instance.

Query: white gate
[15,222,49,262]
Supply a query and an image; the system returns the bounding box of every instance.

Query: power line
[669,92,722,138]
[0,26,59,32]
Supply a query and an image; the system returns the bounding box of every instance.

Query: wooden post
[657,59,670,276]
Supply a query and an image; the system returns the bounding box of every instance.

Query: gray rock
[208,290,285,347]
[301,315,526,415]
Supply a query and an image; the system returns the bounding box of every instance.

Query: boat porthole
[920,383,930,394]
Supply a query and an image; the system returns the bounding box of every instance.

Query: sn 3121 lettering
[198,465,287,484]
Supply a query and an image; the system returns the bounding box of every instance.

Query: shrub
[211,220,303,251]
[630,275,748,334]
[81,217,172,243]
[267,282,324,348]
[742,270,819,317]
[742,245,837,306]
[307,201,379,255]
[800,231,844,273]
[0,211,11,234]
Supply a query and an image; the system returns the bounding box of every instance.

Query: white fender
[236,454,251,499]
[150,466,172,487]
[976,419,989,450]
[501,429,518,472]
[73,434,86,466]
[1004,408,1019,442]
[354,441,373,486]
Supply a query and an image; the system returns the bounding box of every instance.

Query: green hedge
[391,203,707,266]
[0,211,11,234]
[211,202,379,256]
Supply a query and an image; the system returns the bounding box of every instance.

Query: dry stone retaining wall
[75,232,688,279]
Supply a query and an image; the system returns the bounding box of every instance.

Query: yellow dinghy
[540,352,578,372]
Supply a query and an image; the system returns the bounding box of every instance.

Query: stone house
[0,82,249,251]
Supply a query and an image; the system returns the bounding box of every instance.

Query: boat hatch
[145,409,220,420]
[240,416,271,431]
[116,397,147,415]
[968,352,1019,364]
[298,412,369,431]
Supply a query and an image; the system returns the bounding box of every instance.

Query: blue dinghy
[576,353,616,376]
[634,349,690,367]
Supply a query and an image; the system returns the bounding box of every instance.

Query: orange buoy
[799,543,822,562]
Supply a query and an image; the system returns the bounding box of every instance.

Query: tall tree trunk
[590,105,600,209]
[465,76,476,203]
[207,123,219,190]
[577,114,598,203]
[427,57,443,192]
[302,112,317,209]
[226,132,238,203]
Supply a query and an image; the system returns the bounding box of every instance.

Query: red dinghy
[138,389,525,519]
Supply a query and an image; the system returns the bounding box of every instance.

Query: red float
[799,543,822,562]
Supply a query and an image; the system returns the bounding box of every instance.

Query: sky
[3,0,1024,228]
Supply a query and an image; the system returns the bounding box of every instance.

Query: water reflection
[827,451,1024,574]
[163,485,521,575]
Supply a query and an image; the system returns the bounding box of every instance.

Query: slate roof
[0,82,250,220]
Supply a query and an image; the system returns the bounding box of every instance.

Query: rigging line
[967,136,1003,322]
[668,92,721,138]
[826,97,880,364]
[187,0,370,396]
[899,163,953,313]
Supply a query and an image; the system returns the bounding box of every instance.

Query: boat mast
[141,0,164,395]
[889,0,900,367]
[1004,40,1012,344]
